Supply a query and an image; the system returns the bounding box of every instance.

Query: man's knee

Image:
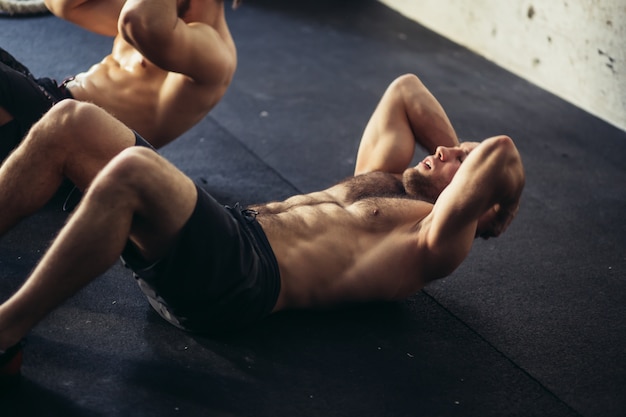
[43,99,98,130]
[86,147,171,211]
[96,147,160,190]
[390,73,425,95]
[26,100,101,150]
[27,99,77,138]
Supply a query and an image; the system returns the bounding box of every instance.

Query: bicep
[354,100,418,175]
[169,23,235,85]
[130,21,235,86]
[354,130,416,176]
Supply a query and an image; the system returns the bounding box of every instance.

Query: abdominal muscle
[260,196,433,312]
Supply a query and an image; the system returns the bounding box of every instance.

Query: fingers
[476,202,519,239]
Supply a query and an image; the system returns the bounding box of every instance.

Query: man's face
[403,142,479,202]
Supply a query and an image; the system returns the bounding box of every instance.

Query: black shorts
[0,47,73,160]
[120,186,281,334]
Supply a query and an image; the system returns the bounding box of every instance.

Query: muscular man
[0,0,238,159]
[0,74,525,385]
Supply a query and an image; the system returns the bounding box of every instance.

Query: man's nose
[436,146,449,161]
[436,146,462,162]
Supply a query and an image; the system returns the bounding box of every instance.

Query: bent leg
[0,147,197,349]
[354,73,459,175]
[0,100,136,236]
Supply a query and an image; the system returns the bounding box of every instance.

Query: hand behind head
[476,202,519,239]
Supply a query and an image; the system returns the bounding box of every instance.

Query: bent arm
[45,0,125,36]
[119,0,235,85]
[355,74,459,176]
[421,135,525,279]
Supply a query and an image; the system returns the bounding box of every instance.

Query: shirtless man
[0,74,525,385]
[0,0,238,159]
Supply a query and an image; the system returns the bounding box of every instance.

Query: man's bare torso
[67,25,235,147]
[255,171,435,312]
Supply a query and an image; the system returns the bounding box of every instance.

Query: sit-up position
[0,0,239,159]
[0,74,524,387]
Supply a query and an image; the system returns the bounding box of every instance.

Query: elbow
[118,7,168,48]
[392,73,423,91]
[491,134,515,152]
[489,135,520,168]
[118,7,146,44]
[44,0,73,18]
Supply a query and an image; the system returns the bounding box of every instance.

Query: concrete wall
[379,0,626,131]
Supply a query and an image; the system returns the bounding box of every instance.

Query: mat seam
[422,289,586,417]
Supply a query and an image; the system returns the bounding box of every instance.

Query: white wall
[379,0,626,131]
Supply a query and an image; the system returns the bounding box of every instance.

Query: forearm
[491,138,524,210]
[464,136,525,237]
[45,0,125,36]
[470,136,524,204]
[403,78,459,153]
[45,0,84,16]
[355,74,458,175]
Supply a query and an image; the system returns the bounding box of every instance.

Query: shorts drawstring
[231,203,258,222]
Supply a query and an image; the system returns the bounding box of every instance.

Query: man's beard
[402,169,443,203]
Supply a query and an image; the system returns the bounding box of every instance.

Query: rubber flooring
[1,1,625,416]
